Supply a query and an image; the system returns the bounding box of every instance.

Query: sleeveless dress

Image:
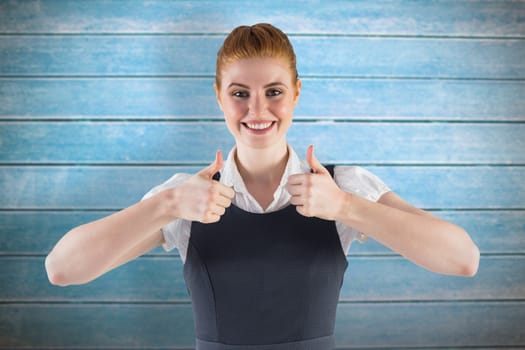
[184,167,348,350]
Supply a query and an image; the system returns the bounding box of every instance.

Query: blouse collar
[220,145,309,196]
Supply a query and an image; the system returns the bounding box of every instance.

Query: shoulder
[333,165,391,202]
[141,172,193,201]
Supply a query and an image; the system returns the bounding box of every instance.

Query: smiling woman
[216,56,298,153]
[44,23,480,350]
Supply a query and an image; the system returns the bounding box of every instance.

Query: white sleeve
[141,173,193,258]
[333,166,391,254]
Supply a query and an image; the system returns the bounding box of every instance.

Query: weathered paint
[0,0,523,348]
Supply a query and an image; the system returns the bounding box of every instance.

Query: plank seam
[0,345,523,350]
[0,348,521,350]
[2,208,523,213]
[2,207,524,212]
[334,347,525,350]
[1,75,524,81]
[1,118,524,123]
[0,348,193,350]
[1,300,524,305]
[2,163,525,167]
[2,253,524,259]
[0,32,524,40]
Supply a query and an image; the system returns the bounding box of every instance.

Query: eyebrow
[227,82,287,89]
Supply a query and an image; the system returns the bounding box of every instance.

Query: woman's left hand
[286,145,346,220]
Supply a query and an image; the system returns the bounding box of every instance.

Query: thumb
[307,145,328,175]
[199,150,223,179]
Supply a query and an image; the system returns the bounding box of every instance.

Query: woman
[45,23,479,349]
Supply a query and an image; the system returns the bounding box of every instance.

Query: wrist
[335,192,369,243]
[334,190,353,222]
[157,188,180,222]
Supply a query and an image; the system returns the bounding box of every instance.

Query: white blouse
[142,146,391,262]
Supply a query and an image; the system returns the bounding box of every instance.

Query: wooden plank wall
[1,0,524,348]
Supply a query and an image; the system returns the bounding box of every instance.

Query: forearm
[337,192,479,276]
[45,192,171,286]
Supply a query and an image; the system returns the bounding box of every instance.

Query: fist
[169,150,235,223]
[286,145,345,220]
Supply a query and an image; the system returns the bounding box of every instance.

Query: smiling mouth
[242,121,275,131]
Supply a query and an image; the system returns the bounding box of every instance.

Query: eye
[232,90,249,98]
[266,89,282,97]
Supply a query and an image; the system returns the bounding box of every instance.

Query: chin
[239,140,274,149]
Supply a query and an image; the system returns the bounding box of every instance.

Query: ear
[293,78,302,107]
[214,82,223,111]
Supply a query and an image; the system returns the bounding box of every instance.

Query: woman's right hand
[45,150,234,286]
[166,150,235,223]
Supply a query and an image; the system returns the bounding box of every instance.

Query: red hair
[215,23,298,88]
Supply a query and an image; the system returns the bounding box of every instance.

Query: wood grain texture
[1,0,523,348]
[1,0,524,36]
[0,304,195,348]
[2,211,523,255]
[334,302,525,347]
[1,166,523,209]
[1,36,524,79]
[1,256,523,302]
[0,302,524,348]
[1,122,523,164]
[1,78,524,120]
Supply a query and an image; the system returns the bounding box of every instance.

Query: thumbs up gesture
[286,145,345,220]
[168,150,235,223]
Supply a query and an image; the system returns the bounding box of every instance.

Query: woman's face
[215,57,301,150]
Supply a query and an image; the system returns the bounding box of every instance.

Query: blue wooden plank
[1,256,523,302]
[1,78,523,120]
[2,211,523,255]
[1,122,523,164]
[2,36,524,79]
[1,166,523,209]
[0,78,221,118]
[0,211,112,255]
[342,256,525,301]
[300,79,525,121]
[0,302,523,347]
[0,0,523,36]
[295,37,525,79]
[0,1,523,350]
[335,302,525,347]
[0,166,197,209]
[0,257,188,301]
[369,166,525,209]
[0,304,195,348]
[0,35,219,76]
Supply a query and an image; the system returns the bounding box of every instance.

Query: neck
[235,141,289,185]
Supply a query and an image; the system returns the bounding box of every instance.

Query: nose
[248,93,266,118]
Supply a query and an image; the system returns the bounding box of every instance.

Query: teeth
[246,122,273,130]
